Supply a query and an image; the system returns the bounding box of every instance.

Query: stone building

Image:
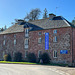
[0,14,75,66]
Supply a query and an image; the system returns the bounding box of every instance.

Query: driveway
[0,64,74,75]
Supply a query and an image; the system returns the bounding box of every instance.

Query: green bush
[41,53,50,64]
[27,53,36,63]
[4,54,12,61]
[14,52,22,62]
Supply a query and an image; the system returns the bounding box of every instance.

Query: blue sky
[0,0,75,28]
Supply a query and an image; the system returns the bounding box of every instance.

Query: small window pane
[14,39,16,45]
[53,51,57,58]
[38,38,42,44]
[53,30,57,34]
[38,32,42,35]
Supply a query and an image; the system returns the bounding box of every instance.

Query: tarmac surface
[0,64,74,75]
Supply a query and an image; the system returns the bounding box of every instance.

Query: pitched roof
[0,16,74,34]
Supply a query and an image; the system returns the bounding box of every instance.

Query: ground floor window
[53,50,57,58]
[25,50,28,58]
[38,50,42,58]
[3,51,5,58]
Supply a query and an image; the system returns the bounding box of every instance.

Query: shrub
[27,53,36,63]
[4,54,12,61]
[14,52,22,62]
[41,53,50,64]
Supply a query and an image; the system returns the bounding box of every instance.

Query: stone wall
[29,27,72,64]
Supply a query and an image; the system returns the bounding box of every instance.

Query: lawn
[0,61,37,65]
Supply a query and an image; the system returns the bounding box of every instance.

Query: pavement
[0,64,75,75]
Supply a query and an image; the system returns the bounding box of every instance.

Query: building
[0,14,75,66]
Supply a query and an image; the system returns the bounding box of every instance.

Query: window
[4,35,6,39]
[25,50,28,58]
[14,39,16,45]
[14,34,16,38]
[25,39,28,49]
[53,50,57,58]
[13,51,16,57]
[25,28,29,37]
[3,51,5,58]
[53,30,57,34]
[38,38,42,44]
[38,50,42,58]
[3,40,5,45]
[38,32,42,35]
[53,36,57,42]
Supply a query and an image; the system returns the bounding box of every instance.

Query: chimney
[17,19,24,24]
[49,13,56,20]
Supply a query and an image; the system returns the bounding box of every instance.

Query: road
[0,64,62,75]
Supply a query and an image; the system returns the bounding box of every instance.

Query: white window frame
[53,50,57,58]
[38,38,42,44]
[3,40,5,45]
[4,35,6,39]
[14,34,16,38]
[25,39,28,49]
[14,39,16,45]
[53,36,57,42]
[38,32,42,35]
[38,50,42,58]
[53,30,57,34]
[25,50,28,58]
[3,51,5,58]
[25,28,29,37]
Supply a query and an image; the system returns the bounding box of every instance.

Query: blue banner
[60,50,68,54]
[45,33,49,50]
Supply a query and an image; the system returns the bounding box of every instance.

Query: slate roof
[0,16,75,34]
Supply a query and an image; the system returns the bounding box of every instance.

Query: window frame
[38,38,42,44]
[14,39,16,45]
[53,30,57,34]
[24,39,29,49]
[25,50,28,58]
[53,36,57,42]
[38,50,42,58]
[53,50,57,58]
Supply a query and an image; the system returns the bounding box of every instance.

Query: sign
[45,33,49,50]
[60,50,68,54]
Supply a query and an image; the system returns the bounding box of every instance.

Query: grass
[0,61,37,65]
[0,61,69,67]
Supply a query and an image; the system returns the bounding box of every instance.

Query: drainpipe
[72,27,74,66]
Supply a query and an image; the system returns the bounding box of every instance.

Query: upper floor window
[53,50,57,58]
[38,38,42,44]
[4,35,6,39]
[14,39,16,45]
[53,30,57,34]
[3,40,5,45]
[14,34,16,38]
[25,28,29,37]
[38,32,42,35]
[25,39,28,49]
[53,36,57,42]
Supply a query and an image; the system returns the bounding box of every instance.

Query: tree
[27,53,36,63]
[25,8,41,21]
[43,8,48,19]
[4,54,12,61]
[13,52,22,62]
[72,17,75,25]
[41,53,50,64]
